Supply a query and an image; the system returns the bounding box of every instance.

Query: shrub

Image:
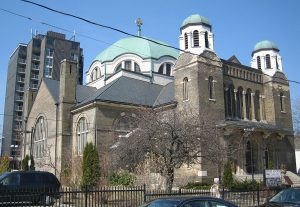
[182,182,211,190]
[81,143,100,188]
[0,156,10,173]
[231,179,261,191]
[223,162,233,189]
[21,155,35,171]
[108,170,136,186]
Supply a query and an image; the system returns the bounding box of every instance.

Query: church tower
[179,14,214,55]
[251,40,283,76]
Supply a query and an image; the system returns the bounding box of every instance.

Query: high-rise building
[1,31,84,166]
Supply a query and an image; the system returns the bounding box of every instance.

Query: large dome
[181,14,211,28]
[253,40,279,52]
[93,36,178,63]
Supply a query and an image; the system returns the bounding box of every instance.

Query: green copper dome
[253,40,279,52]
[93,37,178,63]
[181,14,211,28]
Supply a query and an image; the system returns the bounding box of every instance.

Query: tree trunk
[165,167,174,193]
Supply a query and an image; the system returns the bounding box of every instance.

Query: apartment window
[33,116,47,158]
[76,117,88,155]
[71,53,79,62]
[193,30,199,47]
[45,48,54,57]
[183,77,189,101]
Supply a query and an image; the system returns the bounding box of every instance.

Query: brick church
[23,14,295,186]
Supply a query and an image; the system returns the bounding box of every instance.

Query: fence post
[143,184,147,203]
[257,188,260,206]
[222,187,225,199]
[85,186,88,207]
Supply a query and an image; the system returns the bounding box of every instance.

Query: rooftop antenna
[71,30,76,41]
[135,17,143,37]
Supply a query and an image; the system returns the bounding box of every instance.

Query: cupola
[179,14,214,55]
[251,40,283,76]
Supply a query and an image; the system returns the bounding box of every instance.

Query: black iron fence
[0,185,280,207]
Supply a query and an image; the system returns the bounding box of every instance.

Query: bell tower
[179,14,214,55]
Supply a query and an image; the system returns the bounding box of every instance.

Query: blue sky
[0,0,300,136]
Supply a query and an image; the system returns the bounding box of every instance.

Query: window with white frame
[158,63,173,76]
[76,117,88,155]
[33,116,47,158]
[44,48,54,78]
[114,60,141,73]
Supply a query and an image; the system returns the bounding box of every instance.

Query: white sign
[265,170,281,178]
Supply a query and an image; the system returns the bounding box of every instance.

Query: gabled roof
[227,56,241,65]
[76,76,175,108]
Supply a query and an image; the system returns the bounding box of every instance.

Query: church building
[23,14,295,186]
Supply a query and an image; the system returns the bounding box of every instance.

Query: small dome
[181,14,211,28]
[93,37,178,63]
[253,40,279,52]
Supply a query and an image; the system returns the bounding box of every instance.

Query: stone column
[242,91,247,120]
[251,93,256,121]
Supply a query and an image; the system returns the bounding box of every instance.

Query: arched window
[114,60,141,73]
[257,56,261,69]
[266,54,271,68]
[246,89,252,120]
[236,87,243,119]
[280,92,285,112]
[158,63,173,76]
[76,117,88,155]
[246,141,253,174]
[193,30,199,47]
[183,77,189,101]
[205,31,209,48]
[254,91,260,121]
[208,76,214,99]
[134,62,141,72]
[158,65,164,74]
[184,33,188,49]
[33,116,47,158]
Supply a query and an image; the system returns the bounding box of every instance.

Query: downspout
[55,102,59,176]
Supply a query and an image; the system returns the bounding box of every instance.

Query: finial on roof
[135,17,143,36]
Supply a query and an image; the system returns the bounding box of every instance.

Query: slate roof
[43,77,175,109]
[43,78,97,103]
[75,76,175,108]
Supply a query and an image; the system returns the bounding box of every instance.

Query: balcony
[14,124,22,131]
[15,96,24,101]
[16,87,24,92]
[17,67,25,73]
[31,84,38,89]
[18,58,26,64]
[32,55,40,61]
[16,76,25,83]
[31,74,39,80]
[32,65,40,70]
[14,115,23,121]
[15,106,23,111]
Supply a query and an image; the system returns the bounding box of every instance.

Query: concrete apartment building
[1,31,84,166]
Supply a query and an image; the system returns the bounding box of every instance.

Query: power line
[19,0,191,55]
[1,6,299,86]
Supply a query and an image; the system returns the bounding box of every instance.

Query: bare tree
[111,108,239,192]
